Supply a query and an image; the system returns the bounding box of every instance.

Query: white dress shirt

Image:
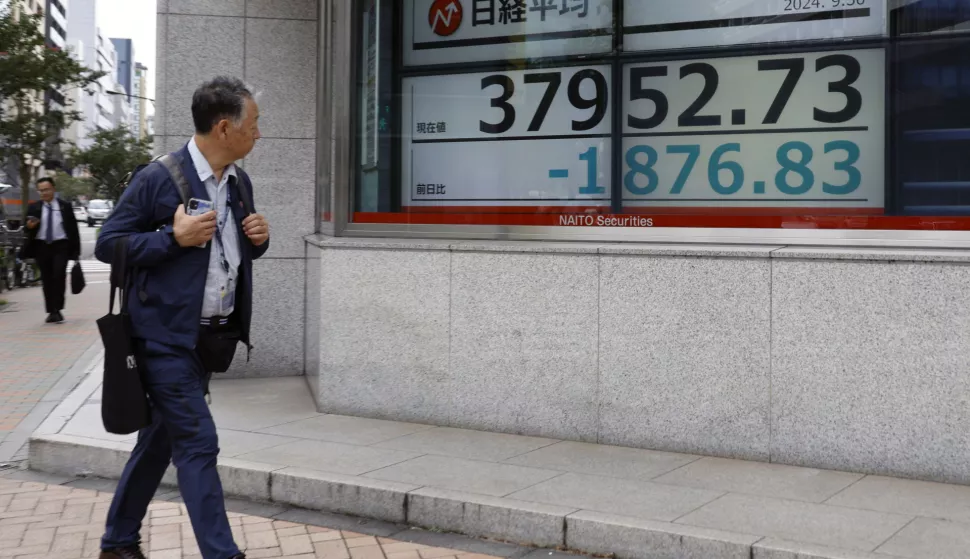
[187,137,242,318]
[41,196,68,242]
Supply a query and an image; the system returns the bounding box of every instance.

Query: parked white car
[73,206,87,221]
[86,199,113,227]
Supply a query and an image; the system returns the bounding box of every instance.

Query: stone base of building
[308,237,970,485]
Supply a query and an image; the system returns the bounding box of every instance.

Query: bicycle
[0,221,40,291]
[0,222,19,292]
[0,246,13,292]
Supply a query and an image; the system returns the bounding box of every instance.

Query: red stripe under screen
[352,207,970,230]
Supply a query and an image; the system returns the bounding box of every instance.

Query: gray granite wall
[155,0,319,377]
[310,239,970,485]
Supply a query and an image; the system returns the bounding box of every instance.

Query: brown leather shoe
[99,546,147,559]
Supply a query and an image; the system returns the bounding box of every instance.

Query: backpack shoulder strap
[237,170,255,215]
[157,153,191,207]
[108,236,130,315]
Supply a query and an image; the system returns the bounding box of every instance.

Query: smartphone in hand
[187,198,214,217]
[186,198,214,248]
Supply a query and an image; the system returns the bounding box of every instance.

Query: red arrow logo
[429,0,463,37]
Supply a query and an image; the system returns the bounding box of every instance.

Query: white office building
[65,0,129,149]
[45,0,68,49]
[110,84,131,130]
[131,63,149,139]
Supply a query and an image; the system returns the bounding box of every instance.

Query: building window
[346,0,970,234]
[50,19,65,39]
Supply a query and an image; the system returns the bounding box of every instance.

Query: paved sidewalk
[0,260,109,463]
[28,375,970,559]
[0,472,538,559]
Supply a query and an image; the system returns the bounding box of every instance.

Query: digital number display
[621,49,885,210]
[402,65,613,207]
[401,50,884,212]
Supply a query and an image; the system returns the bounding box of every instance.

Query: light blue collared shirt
[187,137,242,318]
[41,195,68,242]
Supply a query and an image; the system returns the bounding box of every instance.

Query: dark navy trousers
[101,339,239,559]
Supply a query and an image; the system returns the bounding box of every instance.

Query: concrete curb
[408,487,577,549]
[565,510,760,559]
[28,433,894,559]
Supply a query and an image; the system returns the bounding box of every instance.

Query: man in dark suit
[24,177,81,323]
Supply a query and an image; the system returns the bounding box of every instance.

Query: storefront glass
[347,0,970,232]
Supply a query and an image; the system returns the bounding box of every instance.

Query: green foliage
[69,127,153,201]
[0,5,104,218]
[51,170,96,201]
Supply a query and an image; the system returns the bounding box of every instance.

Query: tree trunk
[19,161,31,222]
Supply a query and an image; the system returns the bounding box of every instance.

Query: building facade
[44,0,67,49]
[156,0,970,485]
[110,37,133,98]
[42,0,70,174]
[131,62,149,139]
[0,0,57,209]
[65,0,129,148]
[110,85,131,130]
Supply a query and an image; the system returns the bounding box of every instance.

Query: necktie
[45,203,53,243]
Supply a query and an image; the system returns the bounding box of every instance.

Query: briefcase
[71,261,85,294]
[97,237,151,435]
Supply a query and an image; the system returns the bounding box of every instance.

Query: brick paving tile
[151,524,182,536]
[246,529,281,549]
[277,526,308,538]
[20,526,55,546]
[247,549,283,558]
[313,540,350,559]
[0,478,506,559]
[280,535,315,556]
[0,279,109,456]
[345,536,379,548]
[350,546,386,559]
[418,549,462,559]
[310,531,342,543]
[380,543,429,554]
[52,531,87,552]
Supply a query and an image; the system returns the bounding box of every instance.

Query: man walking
[94,76,270,559]
[24,177,81,323]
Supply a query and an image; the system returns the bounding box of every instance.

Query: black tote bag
[97,237,151,435]
[71,261,85,294]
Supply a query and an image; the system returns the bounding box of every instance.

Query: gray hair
[191,76,252,134]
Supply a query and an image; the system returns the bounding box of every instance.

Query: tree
[0,5,103,219]
[69,126,153,201]
[51,171,96,201]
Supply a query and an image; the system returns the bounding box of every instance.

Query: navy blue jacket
[95,145,269,350]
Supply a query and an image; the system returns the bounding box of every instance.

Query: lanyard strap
[212,186,233,277]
